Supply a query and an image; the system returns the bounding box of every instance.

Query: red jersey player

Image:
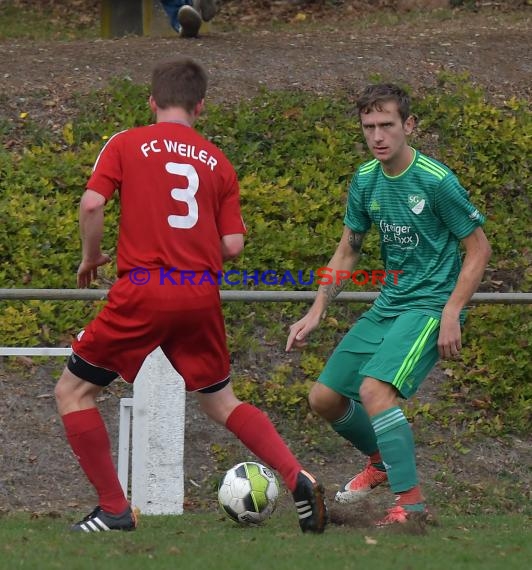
[54,57,327,534]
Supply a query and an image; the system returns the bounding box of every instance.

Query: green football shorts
[318,308,441,400]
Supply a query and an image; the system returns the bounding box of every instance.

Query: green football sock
[331,399,382,461]
[403,502,426,512]
[371,406,418,493]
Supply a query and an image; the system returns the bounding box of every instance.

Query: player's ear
[148,95,158,114]
[404,114,416,135]
[194,99,205,117]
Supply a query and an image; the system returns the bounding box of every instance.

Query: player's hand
[437,314,462,359]
[77,254,112,288]
[285,312,322,352]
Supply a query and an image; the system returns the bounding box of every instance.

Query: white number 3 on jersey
[166,162,199,229]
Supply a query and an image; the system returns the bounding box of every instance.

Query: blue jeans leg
[160,0,191,33]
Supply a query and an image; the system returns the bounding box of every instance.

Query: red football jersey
[87,122,246,277]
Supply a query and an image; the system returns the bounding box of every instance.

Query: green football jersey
[344,148,485,318]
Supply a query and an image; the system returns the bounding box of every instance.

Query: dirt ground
[0,1,531,522]
[2,2,531,127]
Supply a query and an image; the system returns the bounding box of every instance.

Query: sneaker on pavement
[292,470,328,533]
[71,505,137,532]
[376,504,430,527]
[178,5,202,38]
[335,460,388,504]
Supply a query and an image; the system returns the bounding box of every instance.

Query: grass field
[0,511,530,570]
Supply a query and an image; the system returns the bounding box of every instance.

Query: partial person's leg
[160,0,188,33]
[168,295,326,532]
[309,382,381,456]
[55,360,136,532]
[196,382,328,533]
[359,313,440,524]
[310,313,390,502]
[57,276,170,531]
[360,377,424,509]
[309,382,387,503]
[196,382,303,490]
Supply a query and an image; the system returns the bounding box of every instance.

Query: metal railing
[0,288,530,303]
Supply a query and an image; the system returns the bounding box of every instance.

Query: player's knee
[54,367,102,415]
[54,370,73,405]
[308,383,321,413]
[196,381,240,425]
[359,377,397,412]
[308,383,345,420]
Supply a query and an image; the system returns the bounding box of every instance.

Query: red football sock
[395,485,424,507]
[369,451,383,464]
[226,403,302,492]
[61,408,129,514]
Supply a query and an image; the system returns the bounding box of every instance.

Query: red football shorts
[71,274,230,391]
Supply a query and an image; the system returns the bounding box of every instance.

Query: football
[218,461,279,525]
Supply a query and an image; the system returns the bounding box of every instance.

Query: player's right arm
[77,189,111,288]
[285,226,365,351]
[221,233,244,261]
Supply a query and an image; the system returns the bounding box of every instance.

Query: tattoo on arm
[319,280,349,305]
[348,230,364,253]
[318,230,365,306]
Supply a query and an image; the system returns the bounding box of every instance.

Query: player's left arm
[438,227,492,358]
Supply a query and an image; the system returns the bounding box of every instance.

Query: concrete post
[131,347,186,515]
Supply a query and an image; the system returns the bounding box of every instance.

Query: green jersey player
[286,83,491,526]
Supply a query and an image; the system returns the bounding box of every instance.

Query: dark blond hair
[151,58,207,112]
[356,83,411,123]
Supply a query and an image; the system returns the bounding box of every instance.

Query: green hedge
[0,75,530,434]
